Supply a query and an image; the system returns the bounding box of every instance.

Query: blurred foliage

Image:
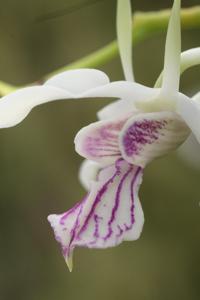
[0,0,199,300]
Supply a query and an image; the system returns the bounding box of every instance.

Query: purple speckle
[123,119,167,157]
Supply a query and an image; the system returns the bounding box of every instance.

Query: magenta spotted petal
[48,159,144,270]
[75,111,189,169]
[119,111,190,167]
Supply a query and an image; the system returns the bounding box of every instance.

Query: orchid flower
[0,0,200,271]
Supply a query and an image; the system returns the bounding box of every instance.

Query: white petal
[178,133,200,170]
[155,47,200,88]
[192,91,200,102]
[45,68,110,94]
[117,0,134,81]
[83,81,160,102]
[48,159,144,270]
[0,70,159,128]
[119,111,189,167]
[0,86,72,128]
[79,160,100,191]
[180,47,200,75]
[0,69,110,128]
[161,0,181,96]
[75,116,131,165]
[177,94,200,143]
[97,99,138,120]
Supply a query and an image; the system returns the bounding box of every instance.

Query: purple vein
[128,166,142,229]
[77,159,122,237]
[103,165,133,240]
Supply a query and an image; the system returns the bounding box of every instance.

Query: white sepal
[117,0,134,81]
[161,0,181,97]
[155,47,200,88]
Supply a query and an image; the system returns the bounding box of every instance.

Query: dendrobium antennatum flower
[1,0,200,271]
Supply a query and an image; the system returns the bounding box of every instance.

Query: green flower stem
[1,5,200,96]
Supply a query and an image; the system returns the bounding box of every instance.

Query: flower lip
[48,159,144,271]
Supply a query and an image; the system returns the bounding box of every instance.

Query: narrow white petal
[119,111,189,167]
[161,0,181,96]
[48,159,144,269]
[79,160,100,191]
[155,47,200,88]
[117,0,134,81]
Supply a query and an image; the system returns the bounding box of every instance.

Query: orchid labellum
[1,0,200,271]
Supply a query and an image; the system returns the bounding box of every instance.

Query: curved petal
[48,159,144,271]
[0,69,110,128]
[117,0,134,81]
[79,159,100,191]
[119,111,189,167]
[97,99,138,120]
[178,133,200,170]
[75,116,130,165]
[83,81,160,102]
[0,86,72,128]
[177,94,200,143]
[161,0,181,96]
[0,70,159,128]
[192,91,200,102]
[155,47,200,88]
[45,68,110,94]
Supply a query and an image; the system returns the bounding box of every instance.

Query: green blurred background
[0,0,199,299]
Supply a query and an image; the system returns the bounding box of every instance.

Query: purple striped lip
[47,158,144,265]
